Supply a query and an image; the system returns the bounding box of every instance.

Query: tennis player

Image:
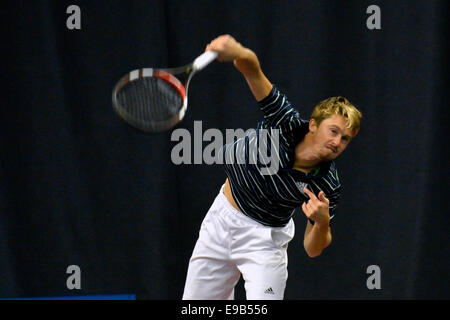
[182,35,362,300]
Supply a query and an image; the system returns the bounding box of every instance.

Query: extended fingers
[303,188,318,201]
[318,191,330,204]
[304,188,330,206]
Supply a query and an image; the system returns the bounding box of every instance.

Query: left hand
[302,188,330,226]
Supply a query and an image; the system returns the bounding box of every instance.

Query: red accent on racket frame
[153,70,186,100]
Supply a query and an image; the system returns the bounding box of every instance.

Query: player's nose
[331,136,341,147]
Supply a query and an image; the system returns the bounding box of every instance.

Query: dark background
[1,0,448,300]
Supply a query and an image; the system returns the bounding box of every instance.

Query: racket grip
[193,51,218,71]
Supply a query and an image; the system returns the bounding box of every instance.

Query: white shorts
[182,185,295,300]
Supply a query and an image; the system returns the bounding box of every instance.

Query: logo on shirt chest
[295,181,309,193]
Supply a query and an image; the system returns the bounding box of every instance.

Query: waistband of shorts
[216,184,264,226]
[216,184,294,229]
[218,184,242,214]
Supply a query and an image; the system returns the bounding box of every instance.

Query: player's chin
[322,149,339,161]
[323,154,337,162]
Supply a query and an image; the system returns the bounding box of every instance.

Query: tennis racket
[112,51,218,132]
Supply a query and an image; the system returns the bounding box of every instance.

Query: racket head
[112,68,188,133]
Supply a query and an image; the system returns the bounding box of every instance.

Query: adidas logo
[264,287,275,295]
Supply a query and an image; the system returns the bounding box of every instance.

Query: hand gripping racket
[112,51,218,132]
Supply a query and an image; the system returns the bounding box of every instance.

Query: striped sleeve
[257,86,303,130]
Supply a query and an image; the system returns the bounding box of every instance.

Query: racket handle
[193,51,218,71]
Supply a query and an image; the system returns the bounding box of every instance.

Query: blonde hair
[311,96,362,135]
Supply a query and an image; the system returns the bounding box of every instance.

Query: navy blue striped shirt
[223,86,341,227]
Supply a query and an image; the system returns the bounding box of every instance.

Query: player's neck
[292,132,321,173]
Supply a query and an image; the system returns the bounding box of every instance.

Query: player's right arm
[205,34,273,101]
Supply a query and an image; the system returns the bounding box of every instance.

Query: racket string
[116,77,183,128]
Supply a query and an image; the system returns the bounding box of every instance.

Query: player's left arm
[205,34,273,101]
[302,188,332,258]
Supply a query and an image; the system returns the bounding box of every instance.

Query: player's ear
[309,119,318,133]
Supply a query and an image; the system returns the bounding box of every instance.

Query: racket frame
[112,51,217,133]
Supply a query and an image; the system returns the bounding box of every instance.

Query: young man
[182,35,362,300]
